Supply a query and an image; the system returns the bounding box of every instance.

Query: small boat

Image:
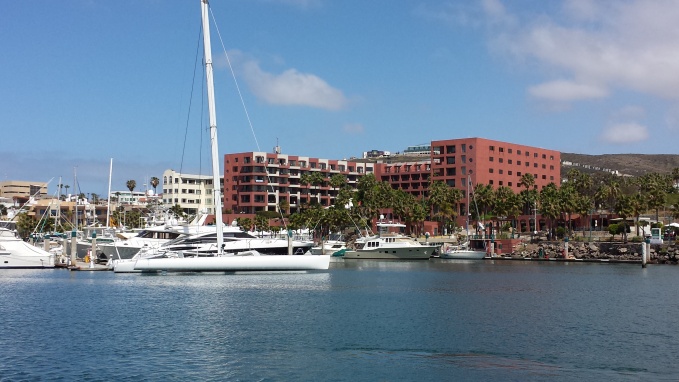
[310,234,346,256]
[0,228,55,269]
[439,176,487,260]
[439,240,487,259]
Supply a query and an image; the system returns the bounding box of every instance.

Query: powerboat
[0,228,55,268]
[344,222,437,260]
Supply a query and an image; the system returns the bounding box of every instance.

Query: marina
[1,261,678,381]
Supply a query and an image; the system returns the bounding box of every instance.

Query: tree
[126,180,136,193]
[169,204,185,220]
[254,214,269,236]
[539,183,561,239]
[150,177,160,194]
[237,217,253,232]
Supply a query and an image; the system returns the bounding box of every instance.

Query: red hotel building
[223,151,373,215]
[375,138,561,231]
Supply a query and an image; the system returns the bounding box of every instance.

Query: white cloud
[611,105,646,120]
[479,1,679,102]
[528,80,607,101]
[481,0,516,26]
[342,123,364,134]
[240,58,348,111]
[600,123,649,144]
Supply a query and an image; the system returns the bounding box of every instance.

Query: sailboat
[134,0,330,272]
[440,176,487,260]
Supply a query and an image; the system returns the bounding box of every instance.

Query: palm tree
[329,173,347,202]
[150,177,160,194]
[472,183,494,232]
[539,183,560,239]
[126,180,136,193]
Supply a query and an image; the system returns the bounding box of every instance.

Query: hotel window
[550,176,554,180]
[499,158,503,163]
[508,171,512,175]
[446,168,456,176]
[534,153,538,158]
[499,147,504,153]
[446,179,456,187]
[462,144,467,153]
[446,145,456,154]
[499,181,503,186]
[461,155,466,164]
[542,164,546,169]
[550,165,554,170]
[534,163,538,168]
[462,166,466,175]
[542,175,547,180]
[517,150,522,155]
[542,154,546,159]
[489,145,495,151]
[489,157,494,162]
[508,182,512,187]
[489,180,494,185]
[508,159,512,164]
[499,169,503,174]
[508,149,513,154]
[517,161,521,165]
[489,168,494,173]
[525,152,530,157]
[517,172,522,177]
[550,155,554,160]
[447,157,455,164]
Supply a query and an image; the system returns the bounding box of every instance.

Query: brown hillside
[561,153,679,178]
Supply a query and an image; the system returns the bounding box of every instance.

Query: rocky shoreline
[505,242,679,264]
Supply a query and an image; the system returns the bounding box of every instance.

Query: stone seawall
[509,242,679,264]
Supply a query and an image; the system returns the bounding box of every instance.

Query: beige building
[161,169,223,215]
[0,180,48,199]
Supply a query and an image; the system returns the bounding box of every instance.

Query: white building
[162,169,223,215]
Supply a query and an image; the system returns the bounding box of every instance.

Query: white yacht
[100,214,218,260]
[0,228,55,268]
[344,222,437,260]
[147,227,313,257]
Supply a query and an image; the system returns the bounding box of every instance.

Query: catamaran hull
[133,254,331,272]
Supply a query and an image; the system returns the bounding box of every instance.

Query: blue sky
[2,0,678,197]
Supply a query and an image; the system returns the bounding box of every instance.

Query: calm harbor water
[1,260,678,381]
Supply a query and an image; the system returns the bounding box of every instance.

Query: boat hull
[343,245,436,260]
[0,242,55,269]
[439,250,486,260]
[133,254,331,272]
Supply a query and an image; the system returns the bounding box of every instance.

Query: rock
[618,247,628,254]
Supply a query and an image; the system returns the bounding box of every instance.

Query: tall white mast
[201,0,224,254]
[106,158,113,227]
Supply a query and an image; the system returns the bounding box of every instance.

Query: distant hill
[561,153,679,178]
